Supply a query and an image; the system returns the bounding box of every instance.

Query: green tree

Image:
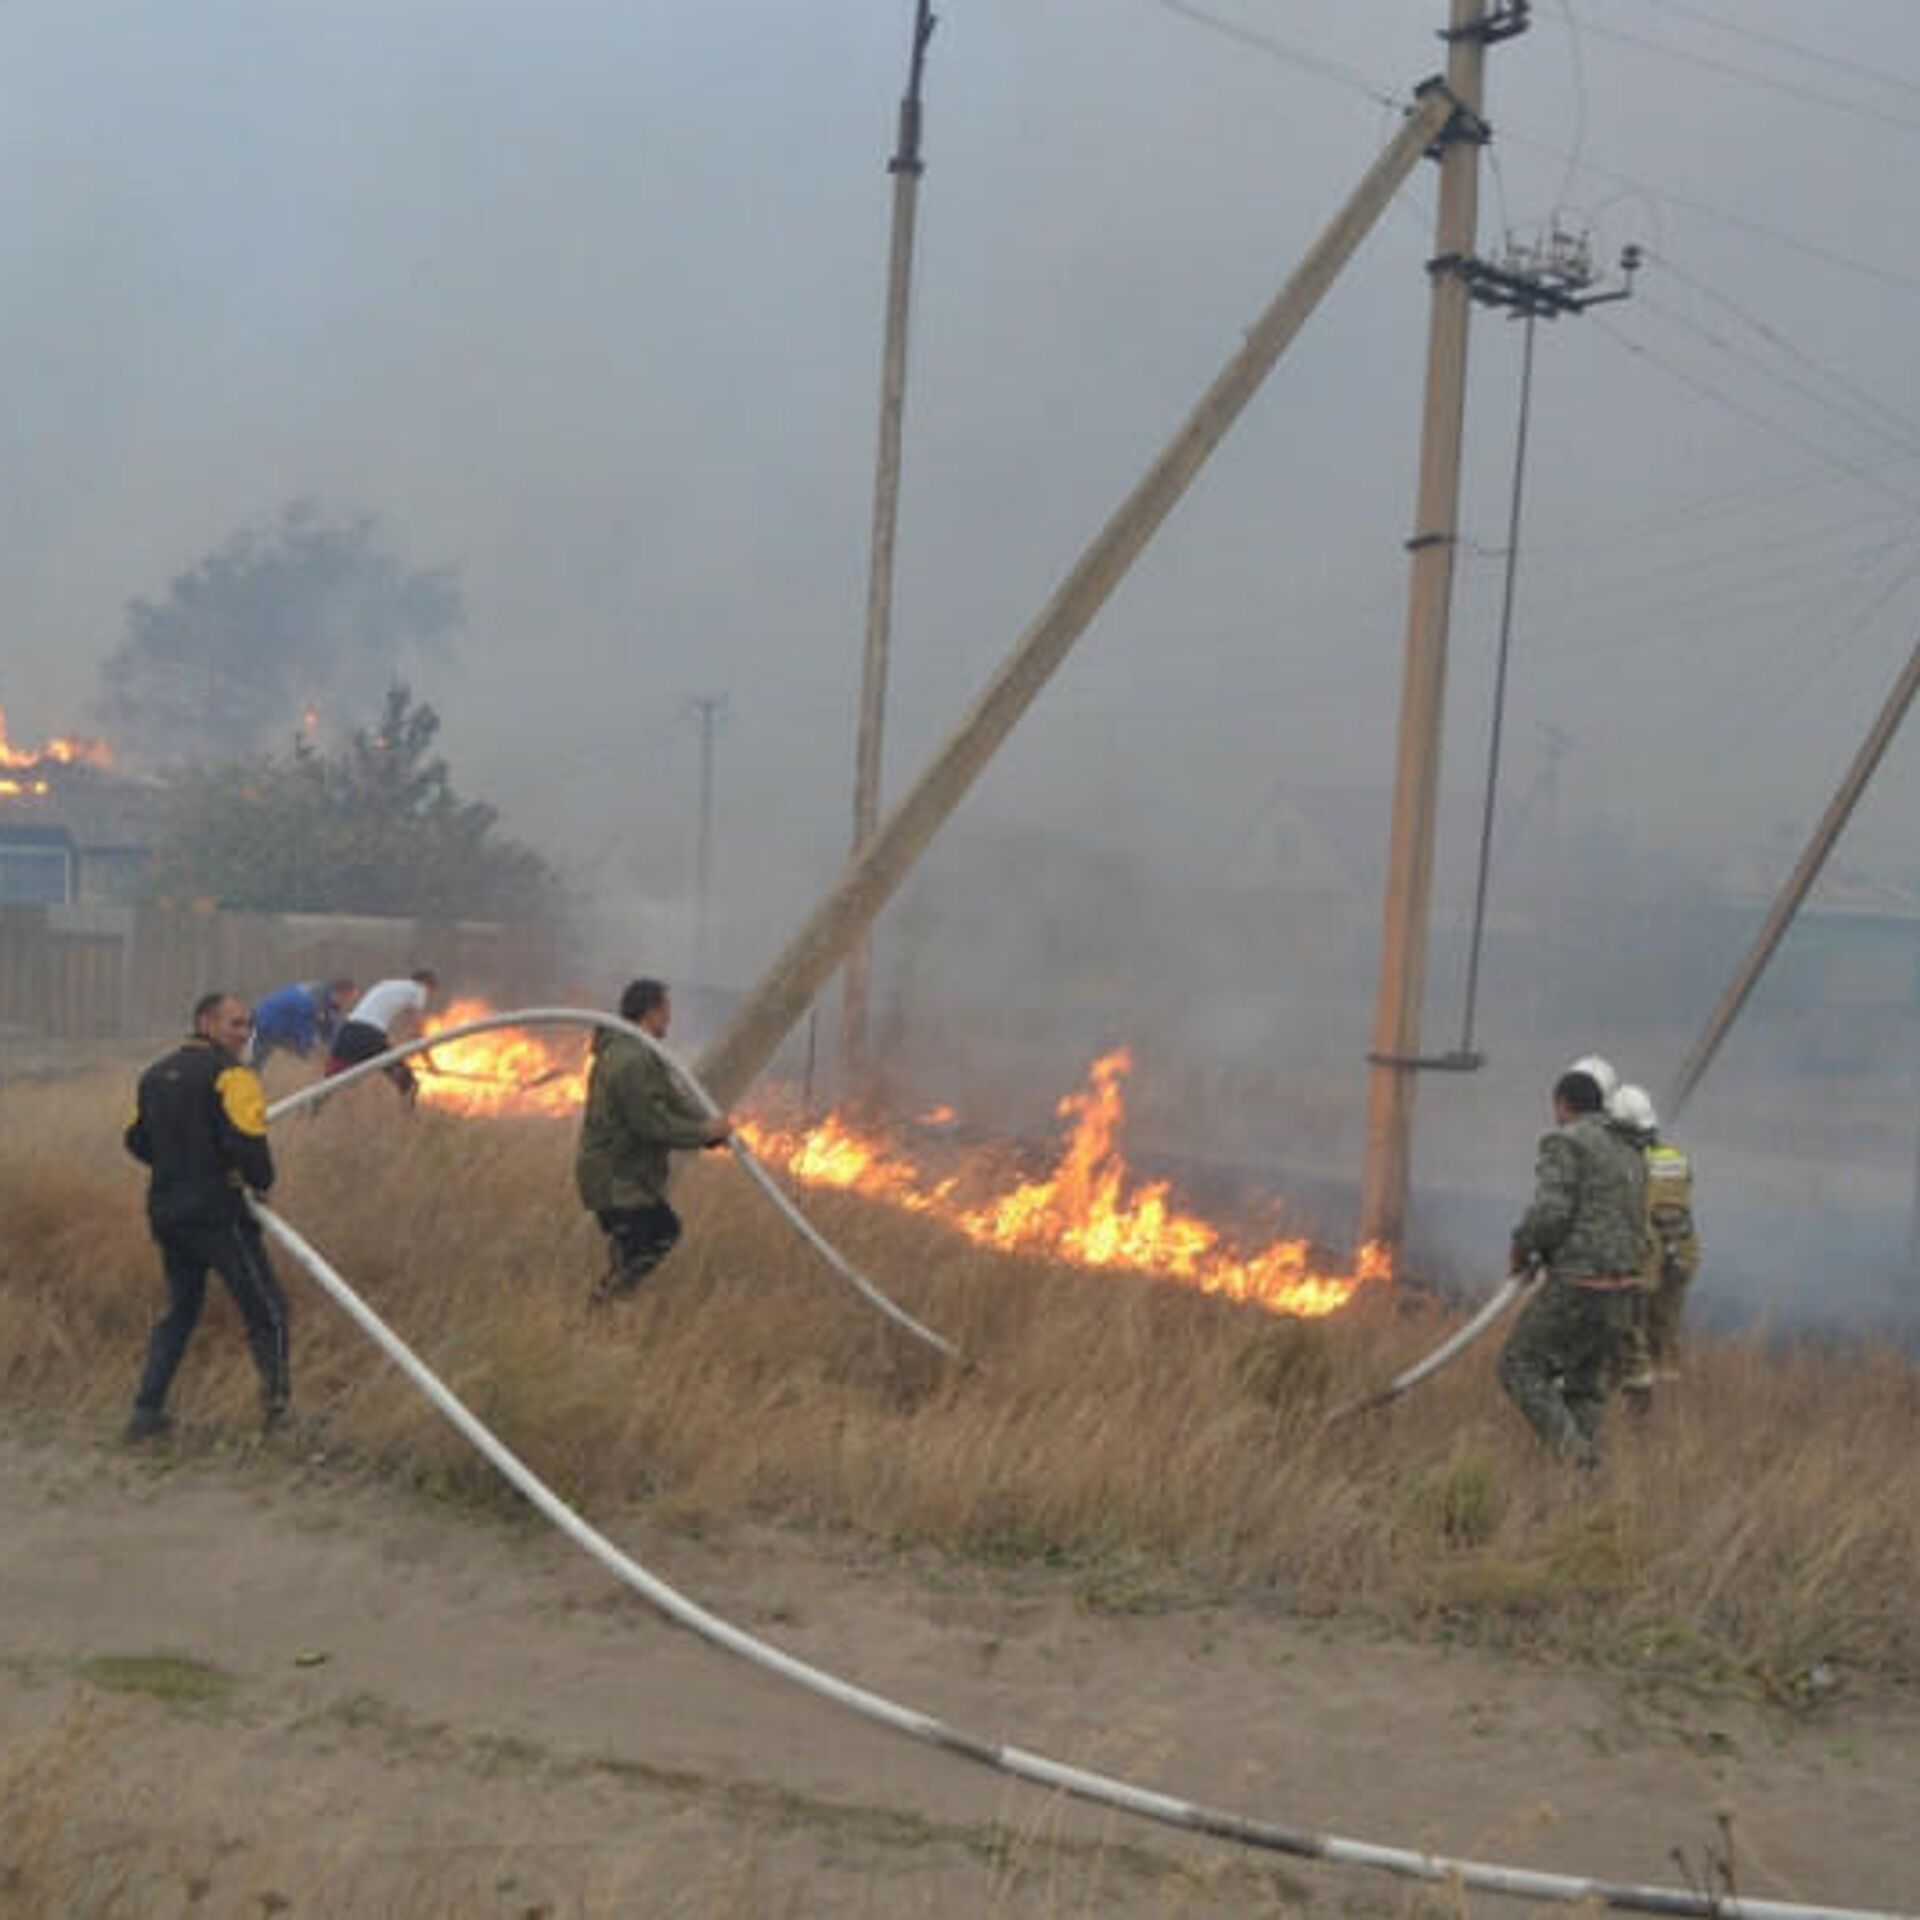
[97,504,462,767]
[149,685,558,921]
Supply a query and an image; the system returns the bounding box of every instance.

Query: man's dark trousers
[134,1218,291,1417]
[593,1202,682,1299]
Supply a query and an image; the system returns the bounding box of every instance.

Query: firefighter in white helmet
[1608,1083,1701,1405]
[1568,1054,1620,1106]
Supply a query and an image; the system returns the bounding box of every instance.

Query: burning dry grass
[416,1021,1383,1318]
[3,1064,1918,1697]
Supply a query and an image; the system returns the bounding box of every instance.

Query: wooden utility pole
[1665,627,1920,1123]
[696,86,1455,1107]
[1358,0,1498,1258]
[845,0,938,1084]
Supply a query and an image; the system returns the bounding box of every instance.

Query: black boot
[123,1407,175,1444]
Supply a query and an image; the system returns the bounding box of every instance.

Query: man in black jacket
[123,992,290,1441]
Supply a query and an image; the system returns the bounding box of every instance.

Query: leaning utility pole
[1358,0,1518,1258]
[845,0,938,1086]
[1665,627,1920,1124]
[696,84,1457,1108]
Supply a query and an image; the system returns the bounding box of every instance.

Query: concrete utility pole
[696,85,1456,1108]
[690,693,727,983]
[845,0,938,1086]
[1358,0,1512,1258]
[1665,627,1920,1124]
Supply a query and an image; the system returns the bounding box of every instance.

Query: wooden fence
[0,909,124,1039]
[0,905,559,1042]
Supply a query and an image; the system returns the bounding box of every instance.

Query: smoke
[7,3,1920,1338]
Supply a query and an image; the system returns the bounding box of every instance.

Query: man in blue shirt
[246,978,355,1070]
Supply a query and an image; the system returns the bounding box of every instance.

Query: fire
[414,998,589,1118]
[411,1007,1384,1319]
[0,702,113,782]
[744,1048,1385,1319]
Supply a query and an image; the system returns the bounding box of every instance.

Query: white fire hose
[264,1007,962,1364]
[1325,1272,1534,1424]
[246,1194,1908,1920]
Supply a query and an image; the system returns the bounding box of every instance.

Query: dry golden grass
[4,1064,1918,1696]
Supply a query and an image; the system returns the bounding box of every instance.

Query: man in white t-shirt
[324,969,439,1107]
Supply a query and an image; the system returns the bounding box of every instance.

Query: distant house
[0,774,164,907]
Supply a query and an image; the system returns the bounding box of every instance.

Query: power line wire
[1562,14,1920,139]
[1516,544,1909,658]
[1591,312,1920,511]
[1565,518,1920,764]
[1485,142,1513,243]
[1497,129,1920,297]
[1551,0,1591,208]
[1635,289,1920,462]
[1648,0,1920,102]
[1497,509,1916,622]
[1644,249,1920,457]
[1156,0,1920,300]
[1151,0,1403,111]
[1687,546,1920,758]
[1505,449,1919,557]
[1204,491,1911,677]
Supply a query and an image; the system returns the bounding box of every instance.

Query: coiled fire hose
[264,1006,962,1364]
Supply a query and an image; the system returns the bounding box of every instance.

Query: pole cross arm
[1366,1048,1485,1073]
[1441,0,1531,43]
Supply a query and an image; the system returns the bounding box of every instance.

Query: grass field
[3,1062,1917,1703]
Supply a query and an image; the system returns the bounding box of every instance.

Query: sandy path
[0,1421,1914,1917]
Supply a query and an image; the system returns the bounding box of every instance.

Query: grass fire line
[246,1192,1915,1920]
[268,1006,963,1362]
[408,1004,1385,1323]
[354,1011,1641,1443]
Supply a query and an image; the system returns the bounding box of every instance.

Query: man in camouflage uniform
[574,977,731,1304]
[1608,1084,1701,1405]
[1498,1068,1648,1466]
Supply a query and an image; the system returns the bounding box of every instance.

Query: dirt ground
[0,1420,1914,1920]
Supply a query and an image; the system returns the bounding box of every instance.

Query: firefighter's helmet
[1568,1054,1620,1102]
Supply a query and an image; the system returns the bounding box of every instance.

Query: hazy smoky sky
[7,0,1920,965]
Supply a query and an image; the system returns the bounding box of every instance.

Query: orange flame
[745,1048,1385,1319]
[414,998,589,1118]
[410,1007,1384,1318]
[0,702,113,779]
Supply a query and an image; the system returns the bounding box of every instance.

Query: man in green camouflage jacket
[1497,1067,1648,1466]
[575,978,731,1303]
